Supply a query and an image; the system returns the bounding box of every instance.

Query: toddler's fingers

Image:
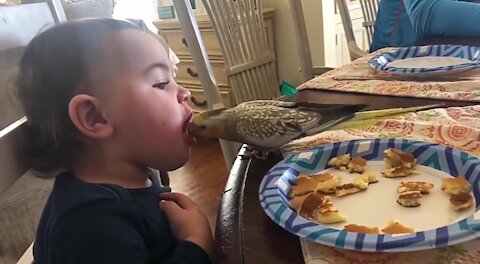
[160,192,196,210]
[158,200,181,214]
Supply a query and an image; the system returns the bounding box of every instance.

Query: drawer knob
[186,67,199,78]
[191,96,208,107]
[181,37,188,47]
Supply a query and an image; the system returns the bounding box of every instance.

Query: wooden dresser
[153,8,275,113]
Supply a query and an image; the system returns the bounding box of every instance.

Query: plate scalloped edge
[368,45,480,75]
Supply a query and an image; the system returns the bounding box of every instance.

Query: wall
[262,0,324,87]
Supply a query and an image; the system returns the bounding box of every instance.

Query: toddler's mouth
[183,112,193,133]
[183,112,196,144]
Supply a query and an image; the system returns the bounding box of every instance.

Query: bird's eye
[153,81,169,89]
[199,125,207,129]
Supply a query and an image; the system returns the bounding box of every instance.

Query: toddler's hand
[159,192,213,256]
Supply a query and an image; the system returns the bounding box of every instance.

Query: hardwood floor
[169,138,228,232]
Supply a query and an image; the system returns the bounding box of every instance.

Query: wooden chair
[288,0,336,82]
[336,0,379,61]
[358,0,379,47]
[290,0,378,75]
[200,0,280,104]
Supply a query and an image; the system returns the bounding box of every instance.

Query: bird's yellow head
[187,109,226,139]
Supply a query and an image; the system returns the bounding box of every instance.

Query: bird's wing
[235,100,296,110]
[235,106,321,148]
[236,100,367,112]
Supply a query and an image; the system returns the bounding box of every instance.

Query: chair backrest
[336,0,379,61]
[0,3,65,263]
[359,0,379,46]
[201,0,280,104]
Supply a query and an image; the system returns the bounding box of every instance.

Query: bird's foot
[241,146,270,160]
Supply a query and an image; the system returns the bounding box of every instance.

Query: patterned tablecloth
[298,48,480,102]
[280,105,480,264]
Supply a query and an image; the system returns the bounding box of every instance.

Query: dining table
[212,47,480,264]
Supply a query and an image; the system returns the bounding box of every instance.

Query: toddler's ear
[68,94,113,139]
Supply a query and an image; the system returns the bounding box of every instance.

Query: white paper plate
[260,139,480,252]
[368,45,480,77]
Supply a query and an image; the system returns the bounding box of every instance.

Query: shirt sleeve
[52,200,211,264]
[403,0,480,36]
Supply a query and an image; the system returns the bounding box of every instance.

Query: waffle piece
[353,171,379,190]
[382,167,418,178]
[335,183,362,197]
[397,191,422,207]
[344,224,381,234]
[297,193,346,224]
[441,176,471,195]
[381,220,415,234]
[449,192,474,211]
[327,153,350,171]
[384,148,416,168]
[347,157,367,173]
[397,181,434,194]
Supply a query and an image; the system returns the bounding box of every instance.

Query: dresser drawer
[176,59,228,87]
[163,29,223,58]
[184,86,233,113]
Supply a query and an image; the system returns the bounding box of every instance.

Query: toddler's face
[98,29,195,171]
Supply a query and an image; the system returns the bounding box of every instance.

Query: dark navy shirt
[33,171,211,264]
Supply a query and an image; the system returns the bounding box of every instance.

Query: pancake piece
[397,181,434,194]
[449,192,474,211]
[441,176,471,195]
[353,171,379,190]
[290,194,308,211]
[344,224,380,234]
[328,153,351,171]
[382,167,418,178]
[288,175,317,198]
[382,220,415,234]
[397,190,422,207]
[347,156,368,173]
[335,183,362,197]
[384,148,416,169]
[315,174,342,194]
[297,193,347,224]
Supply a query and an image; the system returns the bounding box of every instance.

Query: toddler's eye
[153,81,169,89]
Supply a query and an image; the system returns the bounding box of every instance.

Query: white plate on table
[259,139,480,252]
[369,45,480,77]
